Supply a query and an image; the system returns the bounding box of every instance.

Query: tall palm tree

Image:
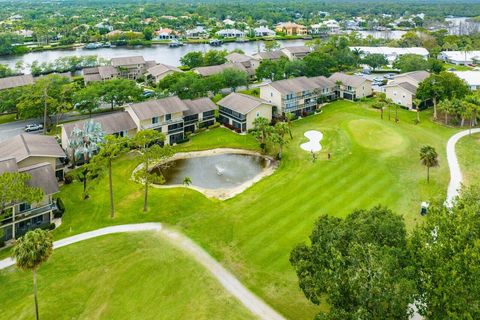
[13,229,53,320]
[419,145,439,183]
[285,112,294,139]
[438,99,453,125]
[183,176,192,187]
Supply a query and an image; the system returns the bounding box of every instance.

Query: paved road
[445,128,480,207]
[0,110,122,142]
[0,223,285,320]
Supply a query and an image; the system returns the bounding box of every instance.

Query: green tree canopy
[290,206,415,320]
[393,54,429,73]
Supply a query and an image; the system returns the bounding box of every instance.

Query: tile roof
[0,157,18,174]
[252,51,286,60]
[218,92,271,114]
[397,82,418,94]
[395,70,430,83]
[281,46,311,54]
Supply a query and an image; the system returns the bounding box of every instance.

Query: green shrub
[64,173,73,184]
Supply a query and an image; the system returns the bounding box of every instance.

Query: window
[270,92,273,97]
[166,114,172,121]
[152,117,159,124]
[256,112,260,117]
[19,203,31,212]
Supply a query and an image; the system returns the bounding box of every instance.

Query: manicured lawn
[1,100,469,319]
[443,62,473,71]
[456,132,480,186]
[0,232,254,320]
[0,113,16,124]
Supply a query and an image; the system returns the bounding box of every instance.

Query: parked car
[24,123,43,132]
[384,74,395,80]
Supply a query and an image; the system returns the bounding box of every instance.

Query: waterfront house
[218,93,273,132]
[383,71,430,109]
[0,133,67,181]
[0,158,60,242]
[329,72,373,100]
[185,26,208,38]
[280,46,312,60]
[275,22,308,36]
[259,76,335,116]
[183,98,217,132]
[83,66,119,84]
[216,29,245,38]
[125,97,189,145]
[154,28,179,40]
[0,74,34,91]
[146,63,182,83]
[254,26,276,37]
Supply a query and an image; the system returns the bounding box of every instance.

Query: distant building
[146,63,182,83]
[218,93,273,132]
[154,28,179,40]
[254,26,276,37]
[0,74,34,91]
[451,71,480,90]
[260,76,335,116]
[438,50,480,65]
[14,29,34,37]
[185,26,208,38]
[252,50,287,62]
[223,19,236,26]
[280,46,312,60]
[275,22,308,36]
[383,71,430,109]
[225,53,260,79]
[216,29,245,38]
[329,72,373,100]
[350,47,429,64]
[83,56,156,84]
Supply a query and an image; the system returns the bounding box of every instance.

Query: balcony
[142,117,183,130]
[1,203,57,227]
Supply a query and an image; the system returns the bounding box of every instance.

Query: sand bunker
[300,130,323,152]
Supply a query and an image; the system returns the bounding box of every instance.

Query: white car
[24,123,43,132]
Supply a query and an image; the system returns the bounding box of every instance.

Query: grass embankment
[0,232,254,320]
[0,100,468,319]
[456,132,480,186]
[0,113,16,124]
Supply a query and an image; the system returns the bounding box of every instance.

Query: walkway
[0,223,285,320]
[445,128,480,207]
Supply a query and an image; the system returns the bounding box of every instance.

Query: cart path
[445,128,480,207]
[0,223,285,320]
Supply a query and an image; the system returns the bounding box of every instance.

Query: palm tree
[96,135,129,218]
[438,99,453,125]
[419,145,439,183]
[182,176,192,198]
[285,112,294,139]
[413,98,422,123]
[252,117,272,153]
[13,229,53,320]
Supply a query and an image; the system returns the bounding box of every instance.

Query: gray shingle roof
[62,112,137,138]
[253,50,286,60]
[20,162,59,195]
[0,74,34,90]
[268,76,334,94]
[226,52,256,64]
[0,157,18,174]
[0,134,66,163]
[194,63,247,77]
[128,96,189,120]
[111,56,146,67]
[183,97,217,116]
[281,46,311,54]
[395,70,430,83]
[329,72,368,87]
[147,64,181,77]
[218,92,271,114]
[397,82,418,94]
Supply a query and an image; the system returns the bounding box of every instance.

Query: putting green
[347,119,409,154]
